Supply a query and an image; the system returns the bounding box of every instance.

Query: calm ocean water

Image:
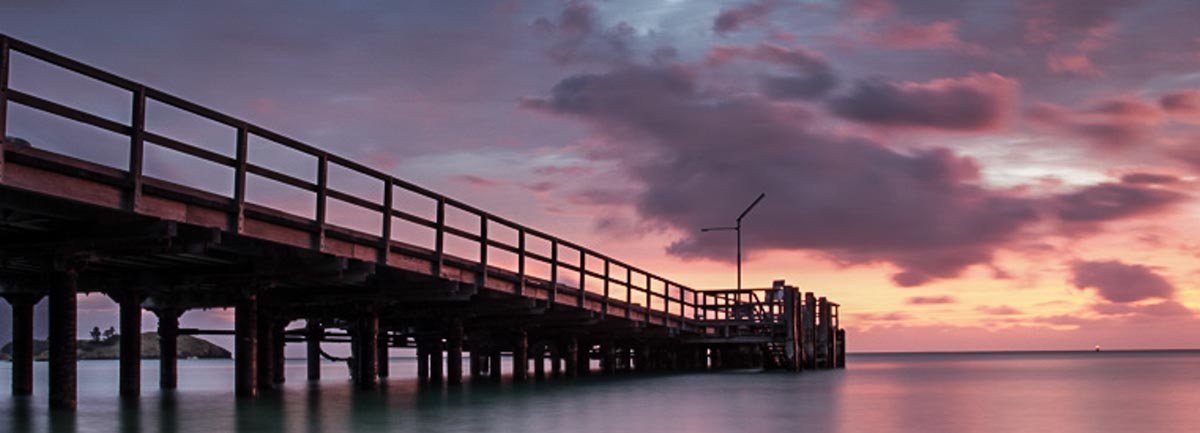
[1,351,1199,433]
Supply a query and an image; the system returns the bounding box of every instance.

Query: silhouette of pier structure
[0,35,845,410]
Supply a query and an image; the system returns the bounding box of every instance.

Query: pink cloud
[1046,53,1102,77]
[866,20,984,54]
[1070,259,1176,303]
[1027,97,1164,150]
[452,174,503,188]
[907,295,957,305]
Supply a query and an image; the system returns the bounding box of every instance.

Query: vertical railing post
[379,178,393,264]
[549,239,558,305]
[127,86,146,212]
[601,259,609,317]
[314,154,328,250]
[517,227,526,295]
[625,267,632,318]
[644,274,651,324]
[577,249,585,308]
[232,126,248,234]
[433,198,445,277]
[478,215,488,288]
[0,36,9,144]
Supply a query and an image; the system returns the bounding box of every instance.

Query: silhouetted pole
[700,193,765,296]
[5,294,39,396]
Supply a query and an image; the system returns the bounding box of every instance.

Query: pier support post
[601,341,615,374]
[356,313,379,390]
[306,321,322,381]
[119,291,142,397]
[533,340,546,379]
[417,338,430,383]
[488,346,502,381]
[235,295,257,397]
[576,340,590,376]
[377,331,390,379]
[447,320,464,385]
[273,320,286,385]
[818,297,831,369]
[564,337,578,377]
[49,268,79,410]
[619,347,632,372]
[635,344,650,372]
[5,294,39,396]
[156,309,180,389]
[512,330,528,381]
[803,292,816,370]
[550,343,562,376]
[430,337,444,384]
[839,332,847,368]
[468,341,482,380]
[256,309,275,391]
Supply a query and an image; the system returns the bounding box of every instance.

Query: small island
[0,331,230,361]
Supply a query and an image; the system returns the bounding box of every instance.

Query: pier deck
[0,34,844,409]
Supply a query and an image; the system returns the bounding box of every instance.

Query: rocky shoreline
[0,332,230,361]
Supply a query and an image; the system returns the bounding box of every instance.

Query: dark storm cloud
[828,73,1017,130]
[1070,259,1175,303]
[524,65,1038,286]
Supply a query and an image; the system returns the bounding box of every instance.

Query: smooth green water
[2,351,1199,432]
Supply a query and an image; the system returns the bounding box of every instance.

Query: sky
[1,0,1199,352]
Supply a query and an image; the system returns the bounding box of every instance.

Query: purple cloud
[713,0,778,34]
[1070,259,1175,303]
[1050,182,1185,223]
[829,73,1017,130]
[708,43,838,100]
[525,65,1038,286]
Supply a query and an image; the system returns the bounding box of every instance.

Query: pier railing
[0,34,738,326]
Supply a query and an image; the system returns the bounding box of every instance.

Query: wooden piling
[49,269,79,410]
[533,340,546,379]
[512,330,528,381]
[273,320,286,385]
[430,337,444,384]
[156,309,180,389]
[564,337,578,377]
[235,295,257,398]
[417,338,430,383]
[550,344,563,376]
[5,294,37,396]
[447,321,464,385]
[818,297,832,369]
[469,342,483,380]
[576,341,590,376]
[118,291,142,397]
[488,347,502,380]
[356,314,379,390]
[256,311,275,391]
[803,292,816,370]
[377,331,390,379]
[601,341,615,374]
[306,321,322,381]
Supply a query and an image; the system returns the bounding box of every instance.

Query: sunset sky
[2,0,1199,352]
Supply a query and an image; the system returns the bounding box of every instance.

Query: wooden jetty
[0,35,845,410]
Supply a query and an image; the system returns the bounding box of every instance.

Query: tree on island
[90,326,102,342]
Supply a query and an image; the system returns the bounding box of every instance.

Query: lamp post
[700,192,765,295]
